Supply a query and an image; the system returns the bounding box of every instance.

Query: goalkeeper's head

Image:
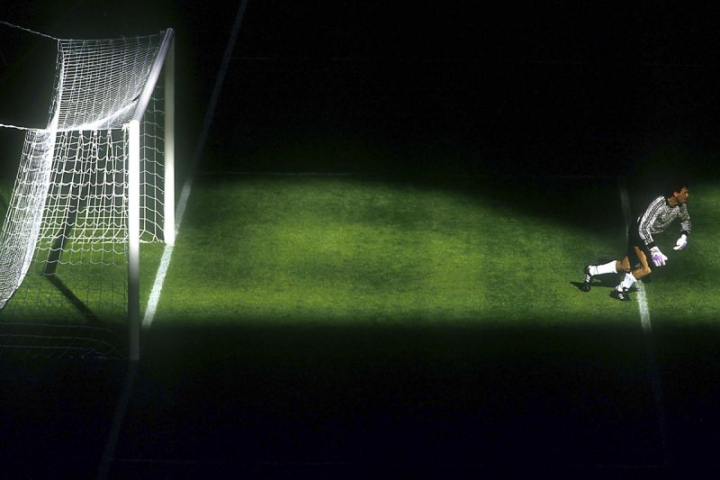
[664,179,689,205]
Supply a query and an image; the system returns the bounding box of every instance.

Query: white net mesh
[0,129,56,310]
[53,35,163,131]
[0,30,171,358]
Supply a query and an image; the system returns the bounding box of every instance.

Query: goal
[0,29,175,360]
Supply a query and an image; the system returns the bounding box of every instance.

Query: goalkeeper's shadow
[570,274,645,292]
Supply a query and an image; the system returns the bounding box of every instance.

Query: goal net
[0,29,175,359]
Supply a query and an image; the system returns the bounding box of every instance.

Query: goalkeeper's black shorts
[627,219,651,263]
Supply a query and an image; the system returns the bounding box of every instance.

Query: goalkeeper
[581,181,691,301]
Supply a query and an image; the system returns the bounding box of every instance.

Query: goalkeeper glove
[650,246,668,267]
[673,234,688,251]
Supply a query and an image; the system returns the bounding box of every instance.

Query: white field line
[617,178,674,466]
[141,246,174,328]
[142,175,195,328]
[141,0,249,329]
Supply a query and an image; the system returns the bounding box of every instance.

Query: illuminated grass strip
[151,174,641,326]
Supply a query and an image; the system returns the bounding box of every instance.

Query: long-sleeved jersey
[637,196,691,249]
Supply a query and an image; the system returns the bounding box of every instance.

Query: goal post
[164,38,176,247]
[128,118,141,361]
[0,28,176,360]
[128,28,175,360]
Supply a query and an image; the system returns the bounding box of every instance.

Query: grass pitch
[153,173,650,327]
[1,170,715,336]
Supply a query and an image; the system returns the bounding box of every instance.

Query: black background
[2,0,719,180]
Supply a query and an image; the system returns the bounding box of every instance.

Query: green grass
[2,170,716,348]
[154,174,645,327]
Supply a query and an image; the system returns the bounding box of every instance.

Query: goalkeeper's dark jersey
[637,196,691,249]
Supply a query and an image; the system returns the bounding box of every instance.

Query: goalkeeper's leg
[610,247,652,301]
[581,259,622,292]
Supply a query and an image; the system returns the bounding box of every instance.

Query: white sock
[590,261,617,276]
[618,272,636,291]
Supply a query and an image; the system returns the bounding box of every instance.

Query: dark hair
[664,179,688,198]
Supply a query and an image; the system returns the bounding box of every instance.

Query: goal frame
[128,29,175,360]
